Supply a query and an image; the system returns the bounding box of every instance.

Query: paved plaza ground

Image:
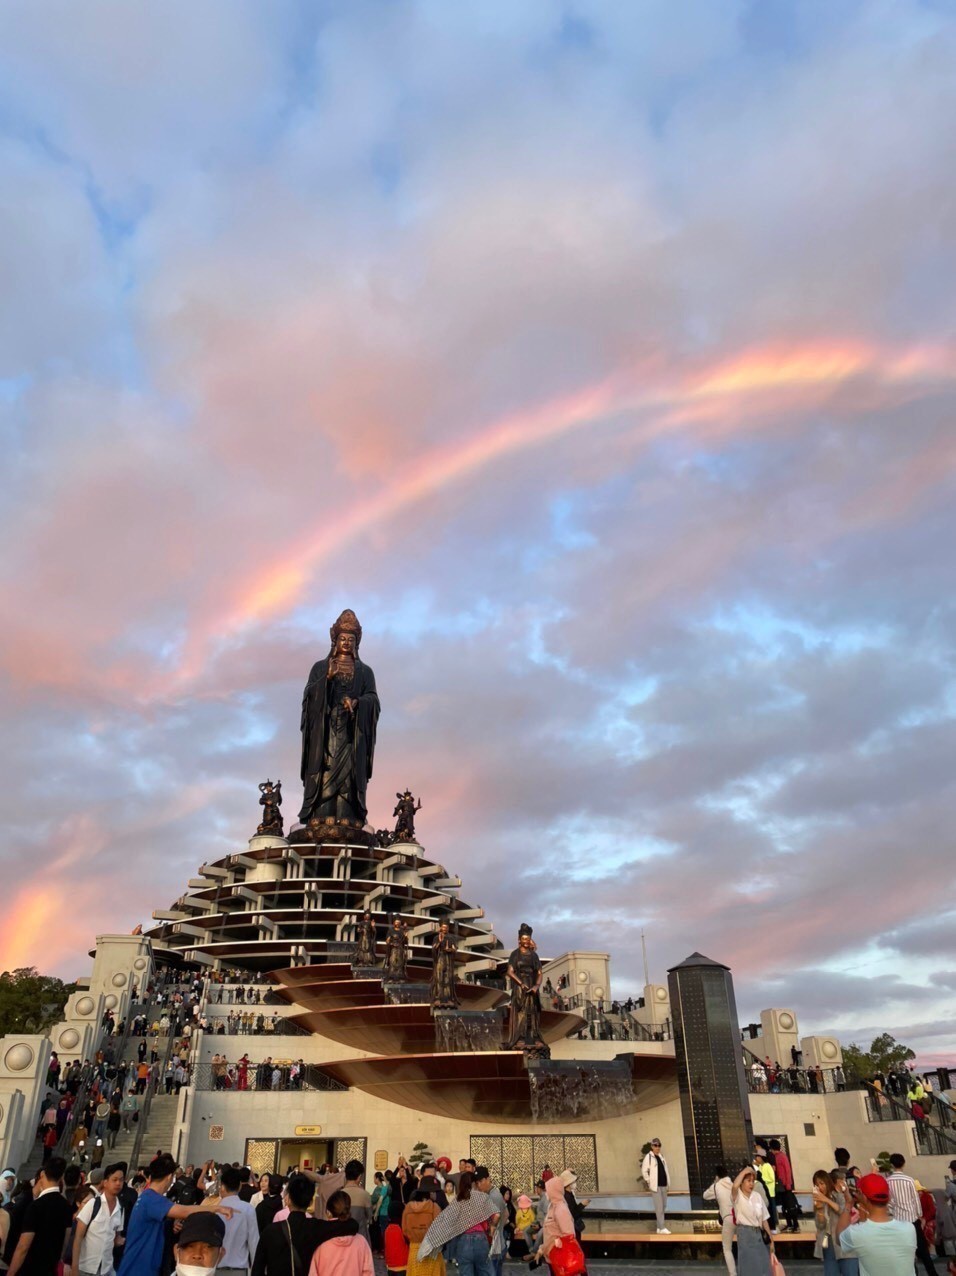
[370,1261,823,1275]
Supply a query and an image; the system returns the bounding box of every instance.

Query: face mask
[177,1265,218,1276]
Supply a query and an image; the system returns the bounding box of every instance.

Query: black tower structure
[667,952,753,1202]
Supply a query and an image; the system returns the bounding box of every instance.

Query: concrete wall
[181,1084,688,1195]
[751,1090,833,1188]
[0,1035,53,1172]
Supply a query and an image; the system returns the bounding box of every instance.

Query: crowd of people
[208,1012,290,1036]
[702,1141,956,1276]
[0,1149,591,1276]
[207,1055,309,1091]
[747,1057,842,1094]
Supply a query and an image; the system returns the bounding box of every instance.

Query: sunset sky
[2,1,955,1063]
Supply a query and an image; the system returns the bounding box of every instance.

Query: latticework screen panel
[244,1138,279,1176]
[333,1137,368,1168]
[470,1134,598,1193]
[563,1135,598,1193]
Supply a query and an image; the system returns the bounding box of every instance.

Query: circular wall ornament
[111,972,127,988]
[778,1011,795,1030]
[58,1028,80,1050]
[133,957,148,971]
[655,986,668,1001]
[103,994,118,1010]
[822,1040,839,1060]
[4,1044,34,1072]
[577,971,588,984]
[75,996,95,1016]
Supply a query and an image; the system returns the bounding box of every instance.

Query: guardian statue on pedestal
[257,779,283,836]
[430,920,459,1009]
[353,909,378,967]
[383,916,409,981]
[505,923,550,1058]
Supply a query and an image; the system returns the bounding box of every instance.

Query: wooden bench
[582,1231,814,1247]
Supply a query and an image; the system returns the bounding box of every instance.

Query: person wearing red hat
[836,1174,916,1276]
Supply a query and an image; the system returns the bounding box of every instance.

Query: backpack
[64,1194,102,1263]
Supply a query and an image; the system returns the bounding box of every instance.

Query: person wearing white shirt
[73,1166,125,1276]
[704,1166,736,1275]
[887,1155,936,1276]
[731,1167,774,1276]
[216,1166,259,1275]
[641,1139,671,1234]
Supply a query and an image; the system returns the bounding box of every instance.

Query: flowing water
[433,1008,504,1052]
[527,1057,634,1121]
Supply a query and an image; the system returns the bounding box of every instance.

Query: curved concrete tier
[322,1051,677,1124]
[145,834,506,974]
[288,1003,585,1056]
[271,964,504,1012]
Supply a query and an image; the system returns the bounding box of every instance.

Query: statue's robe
[298,655,380,824]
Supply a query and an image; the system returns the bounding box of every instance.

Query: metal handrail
[862,1082,956,1154]
[126,1024,180,1171]
[203,1014,309,1036]
[190,1060,347,1093]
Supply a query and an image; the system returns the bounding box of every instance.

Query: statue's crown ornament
[330,609,362,646]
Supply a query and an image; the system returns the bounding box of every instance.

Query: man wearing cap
[118,1153,232,1276]
[474,1167,508,1276]
[172,1214,226,1276]
[836,1173,916,1276]
[641,1139,670,1234]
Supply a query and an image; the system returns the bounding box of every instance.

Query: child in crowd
[384,1220,409,1276]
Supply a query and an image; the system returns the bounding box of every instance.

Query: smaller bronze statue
[353,909,377,966]
[257,779,284,836]
[393,789,422,843]
[430,919,459,1009]
[382,915,409,981]
[505,922,549,1058]
[374,827,395,848]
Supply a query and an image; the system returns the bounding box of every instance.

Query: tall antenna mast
[641,929,649,987]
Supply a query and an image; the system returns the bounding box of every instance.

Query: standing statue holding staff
[430,920,459,1009]
[505,923,549,1058]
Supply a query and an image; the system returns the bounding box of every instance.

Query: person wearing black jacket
[255,1177,285,1233]
[111,1163,140,1271]
[252,1177,357,1276]
[2,1181,35,1269]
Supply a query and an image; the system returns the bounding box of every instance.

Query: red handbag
[548,1235,587,1276]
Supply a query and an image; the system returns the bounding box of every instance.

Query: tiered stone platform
[272,962,676,1123]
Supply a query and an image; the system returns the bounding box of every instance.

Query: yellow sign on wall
[295,1125,323,1136]
[374,1149,388,1171]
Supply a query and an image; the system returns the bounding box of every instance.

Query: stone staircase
[19,1094,181,1179]
[110,1094,179,1167]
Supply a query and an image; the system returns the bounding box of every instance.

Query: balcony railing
[203,1014,309,1037]
[191,1060,347,1093]
[745,1065,842,1095]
